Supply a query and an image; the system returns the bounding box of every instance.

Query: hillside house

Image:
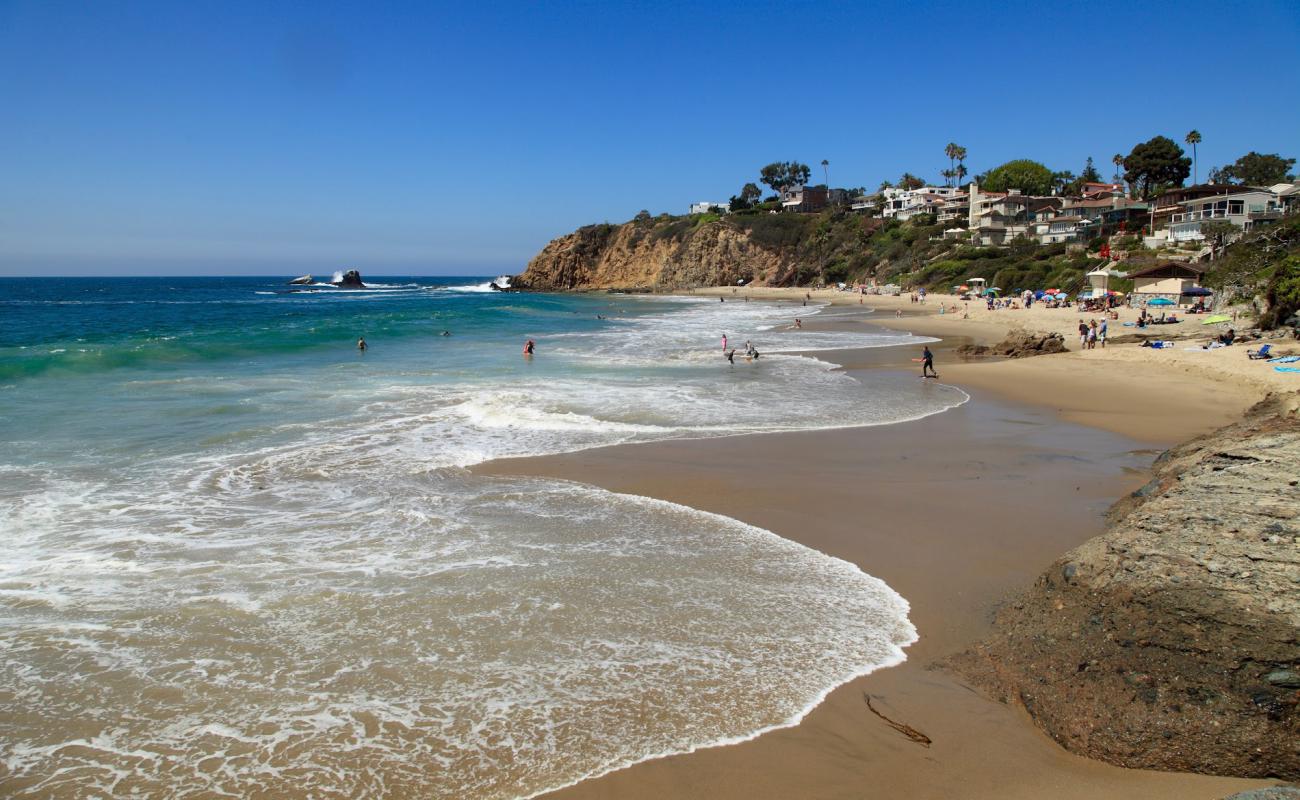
[880,185,961,220]
[781,185,829,213]
[688,202,727,215]
[1167,188,1287,242]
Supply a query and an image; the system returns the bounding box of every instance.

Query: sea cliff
[513,213,885,291]
[948,392,1300,780]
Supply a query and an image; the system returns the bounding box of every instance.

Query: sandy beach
[476,294,1286,798]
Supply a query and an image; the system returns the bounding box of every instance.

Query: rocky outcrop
[956,329,1068,358]
[948,393,1300,780]
[289,274,314,285]
[332,270,364,288]
[514,220,795,291]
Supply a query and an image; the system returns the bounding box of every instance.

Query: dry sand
[476,297,1282,799]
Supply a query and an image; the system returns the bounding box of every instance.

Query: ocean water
[0,276,966,798]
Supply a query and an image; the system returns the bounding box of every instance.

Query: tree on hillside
[1216,152,1297,186]
[1201,219,1239,261]
[980,159,1055,196]
[941,168,955,187]
[955,163,968,188]
[944,143,964,187]
[1052,170,1076,195]
[1186,130,1202,184]
[729,182,763,211]
[954,146,968,185]
[1112,153,1124,183]
[1122,136,1191,199]
[760,161,812,194]
[821,159,830,188]
[1081,157,1102,183]
[898,173,925,190]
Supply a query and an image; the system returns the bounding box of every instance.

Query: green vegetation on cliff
[555,207,1106,293]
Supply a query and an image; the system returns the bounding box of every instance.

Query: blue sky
[2,0,1298,276]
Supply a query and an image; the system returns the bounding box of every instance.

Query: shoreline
[476,294,1275,799]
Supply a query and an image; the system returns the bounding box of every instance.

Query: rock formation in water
[332,270,365,288]
[948,392,1300,780]
[289,274,314,285]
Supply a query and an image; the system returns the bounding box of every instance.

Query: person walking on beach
[921,346,936,377]
[357,337,367,352]
[1099,317,1108,348]
[1078,320,1088,349]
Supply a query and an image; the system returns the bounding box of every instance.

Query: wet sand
[477,315,1272,798]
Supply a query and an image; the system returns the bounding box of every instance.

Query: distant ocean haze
[0,276,964,797]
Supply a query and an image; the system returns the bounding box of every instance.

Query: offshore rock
[289,274,314,285]
[332,270,364,288]
[947,392,1300,780]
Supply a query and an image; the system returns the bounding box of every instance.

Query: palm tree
[1112,153,1124,184]
[821,159,830,188]
[1185,130,1202,184]
[955,163,968,187]
[941,168,955,187]
[954,146,968,187]
[944,143,960,186]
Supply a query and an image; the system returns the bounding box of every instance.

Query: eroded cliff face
[948,393,1300,780]
[513,220,794,291]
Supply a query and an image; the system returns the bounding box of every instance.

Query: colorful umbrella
[1148,297,1175,306]
[1201,314,1232,324]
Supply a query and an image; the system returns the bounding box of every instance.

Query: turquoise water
[0,276,965,798]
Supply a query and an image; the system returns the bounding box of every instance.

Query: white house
[688,202,727,215]
[880,185,961,220]
[1167,189,1286,242]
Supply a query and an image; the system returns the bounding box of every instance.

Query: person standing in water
[523,339,535,356]
[722,333,728,352]
[357,337,367,351]
[921,345,936,377]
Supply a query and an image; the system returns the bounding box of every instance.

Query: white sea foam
[0,294,964,798]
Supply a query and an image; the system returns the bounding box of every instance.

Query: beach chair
[1247,344,1273,360]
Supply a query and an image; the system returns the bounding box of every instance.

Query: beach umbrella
[1183,287,1213,297]
[1148,297,1175,306]
[1201,314,1232,324]
[1044,288,1060,294]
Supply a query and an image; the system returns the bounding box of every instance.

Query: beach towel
[1276,366,1300,373]
[1149,341,1176,349]
[1267,355,1300,364]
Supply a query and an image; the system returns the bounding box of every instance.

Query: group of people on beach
[1077,318,1108,349]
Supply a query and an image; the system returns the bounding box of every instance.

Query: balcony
[1170,208,1237,223]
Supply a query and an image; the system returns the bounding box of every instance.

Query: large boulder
[956,329,1068,359]
[947,393,1300,779]
[332,270,364,288]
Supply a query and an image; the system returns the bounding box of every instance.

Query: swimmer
[357,337,367,351]
[523,338,535,356]
[440,330,451,336]
[794,318,802,329]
